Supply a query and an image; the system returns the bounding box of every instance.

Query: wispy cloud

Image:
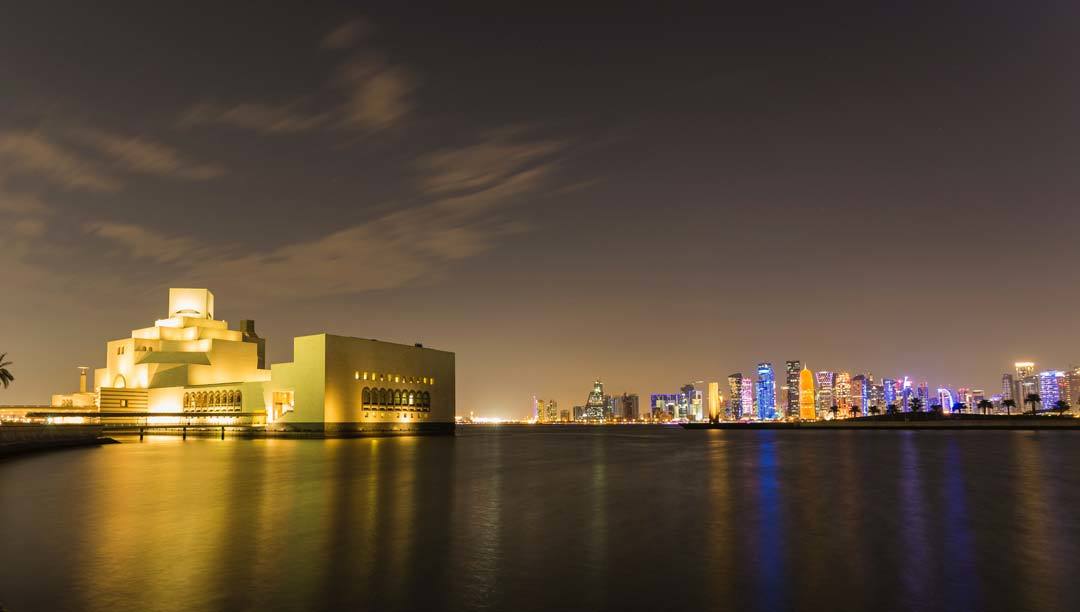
[336,58,415,131]
[181,20,416,134]
[81,131,566,300]
[0,131,120,192]
[321,18,372,49]
[76,129,226,180]
[83,221,199,264]
[179,102,331,134]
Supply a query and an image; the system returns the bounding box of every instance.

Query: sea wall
[0,424,107,457]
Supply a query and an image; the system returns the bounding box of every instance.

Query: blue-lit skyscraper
[756,362,777,420]
[883,378,898,408]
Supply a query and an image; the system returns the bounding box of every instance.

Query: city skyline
[527,356,1079,422]
[4,4,1080,418]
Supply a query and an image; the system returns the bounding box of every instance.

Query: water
[1,426,1078,612]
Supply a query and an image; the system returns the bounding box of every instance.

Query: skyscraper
[650,393,679,421]
[851,374,867,416]
[678,383,704,421]
[584,380,606,420]
[1001,373,1015,403]
[756,362,776,420]
[785,360,801,418]
[545,400,559,423]
[707,382,722,422]
[834,372,851,414]
[621,393,640,420]
[727,374,744,419]
[1038,371,1068,410]
[1016,362,1038,404]
[815,371,835,415]
[883,378,898,408]
[1068,367,1080,407]
[798,366,816,420]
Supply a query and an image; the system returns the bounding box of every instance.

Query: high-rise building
[604,394,619,420]
[1038,371,1069,410]
[707,382,722,422]
[1001,373,1015,403]
[545,399,559,423]
[756,362,777,420]
[883,378,898,408]
[815,371,835,415]
[533,396,543,422]
[785,360,801,418]
[1068,367,1080,407]
[678,384,704,421]
[870,384,884,411]
[1016,362,1038,404]
[1015,362,1035,379]
[650,393,679,421]
[584,380,606,420]
[851,374,866,416]
[798,367,817,420]
[559,408,570,422]
[917,382,930,412]
[621,393,640,420]
[743,381,756,419]
[727,374,744,419]
[834,372,851,414]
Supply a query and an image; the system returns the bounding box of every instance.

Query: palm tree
[1051,400,1071,416]
[1002,398,1016,416]
[930,402,944,415]
[909,397,924,413]
[849,405,860,419]
[977,399,994,415]
[952,401,967,414]
[869,405,881,416]
[828,404,840,420]
[1024,393,1041,417]
[886,403,898,415]
[0,353,13,389]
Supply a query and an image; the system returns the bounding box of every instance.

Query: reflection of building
[51,288,455,435]
[798,367,816,420]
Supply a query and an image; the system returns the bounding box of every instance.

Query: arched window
[113,374,127,389]
[391,390,400,405]
[423,392,430,408]
[379,388,389,406]
[362,387,371,406]
[408,391,415,406]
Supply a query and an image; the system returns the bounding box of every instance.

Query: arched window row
[354,371,436,386]
[360,387,431,411]
[183,389,243,412]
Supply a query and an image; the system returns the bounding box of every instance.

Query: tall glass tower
[785,360,801,418]
[756,362,776,420]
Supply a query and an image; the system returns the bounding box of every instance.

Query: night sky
[3,2,1079,416]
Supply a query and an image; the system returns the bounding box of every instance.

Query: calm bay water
[1,426,1078,612]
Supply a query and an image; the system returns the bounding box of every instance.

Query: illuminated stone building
[51,288,455,436]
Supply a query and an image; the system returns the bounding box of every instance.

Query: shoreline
[0,424,114,459]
